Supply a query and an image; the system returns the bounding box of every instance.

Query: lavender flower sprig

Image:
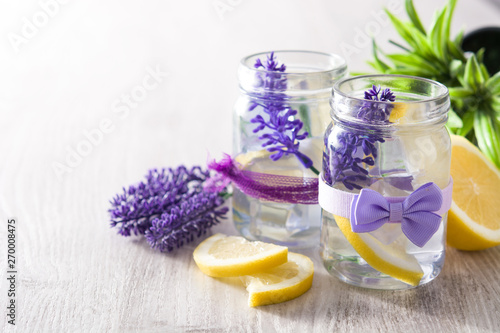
[109,165,229,252]
[325,85,395,190]
[145,192,228,253]
[249,52,319,174]
[109,166,210,236]
[357,85,396,121]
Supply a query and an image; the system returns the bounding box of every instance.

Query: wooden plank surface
[1,168,499,333]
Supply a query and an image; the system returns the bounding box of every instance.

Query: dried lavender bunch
[109,166,210,236]
[325,86,394,190]
[145,192,228,252]
[109,165,229,253]
[249,52,318,174]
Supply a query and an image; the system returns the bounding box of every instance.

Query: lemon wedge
[193,233,288,277]
[241,252,314,307]
[335,215,424,286]
[447,135,500,250]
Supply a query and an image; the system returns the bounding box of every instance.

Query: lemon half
[447,135,500,250]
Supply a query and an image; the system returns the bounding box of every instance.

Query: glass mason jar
[319,75,452,289]
[233,50,347,248]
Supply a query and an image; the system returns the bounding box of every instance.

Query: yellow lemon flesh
[388,102,408,123]
[193,233,288,277]
[447,135,500,250]
[335,215,424,286]
[241,252,314,307]
[234,149,271,167]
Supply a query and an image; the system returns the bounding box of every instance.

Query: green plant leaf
[349,72,370,76]
[492,96,500,111]
[447,40,466,62]
[474,49,490,81]
[407,26,441,64]
[370,40,390,72]
[451,97,464,111]
[446,108,463,129]
[480,63,490,81]
[386,53,438,73]
[388,39,412,53]
[463,55,485,91]
[474,111,500,168]
[385,9,418,50]
[457,110,475,136]
[453,28,465,47]
[427,6,447,60]
[476,48,485,63]
[472,55,487,85]
[405,0,426,35]
[385,67,435,77]
[443,0,457,42]
[486,71,500,95]
[449,59,464,78]
[457,73,467,89]
[448,87,474,98]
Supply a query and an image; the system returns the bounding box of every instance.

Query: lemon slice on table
[447,135,500,251]
[335,215,424,286]
[193,233,288,277]
[241,252,314,307]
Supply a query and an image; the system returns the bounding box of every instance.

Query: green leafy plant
[369,0,500,168]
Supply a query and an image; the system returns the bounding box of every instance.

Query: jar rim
[241,50,347,76]
[333,74,449,104]
[331,74,450,129]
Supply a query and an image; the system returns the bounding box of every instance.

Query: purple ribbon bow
[350,182,443,247]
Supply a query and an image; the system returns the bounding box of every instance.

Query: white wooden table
[2,198,500,332]
[1,0,500,332]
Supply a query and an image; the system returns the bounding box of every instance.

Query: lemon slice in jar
[388,102,409,123]
[234,149,271,167]
[335,215,424,286]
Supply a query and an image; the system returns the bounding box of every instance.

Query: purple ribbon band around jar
[207,154,319,205]
[318,175,454,247]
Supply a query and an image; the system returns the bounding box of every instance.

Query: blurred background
[0,0,499,209]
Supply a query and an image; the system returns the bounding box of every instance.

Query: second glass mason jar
[319,75,452,289]
[233,51,347,248]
